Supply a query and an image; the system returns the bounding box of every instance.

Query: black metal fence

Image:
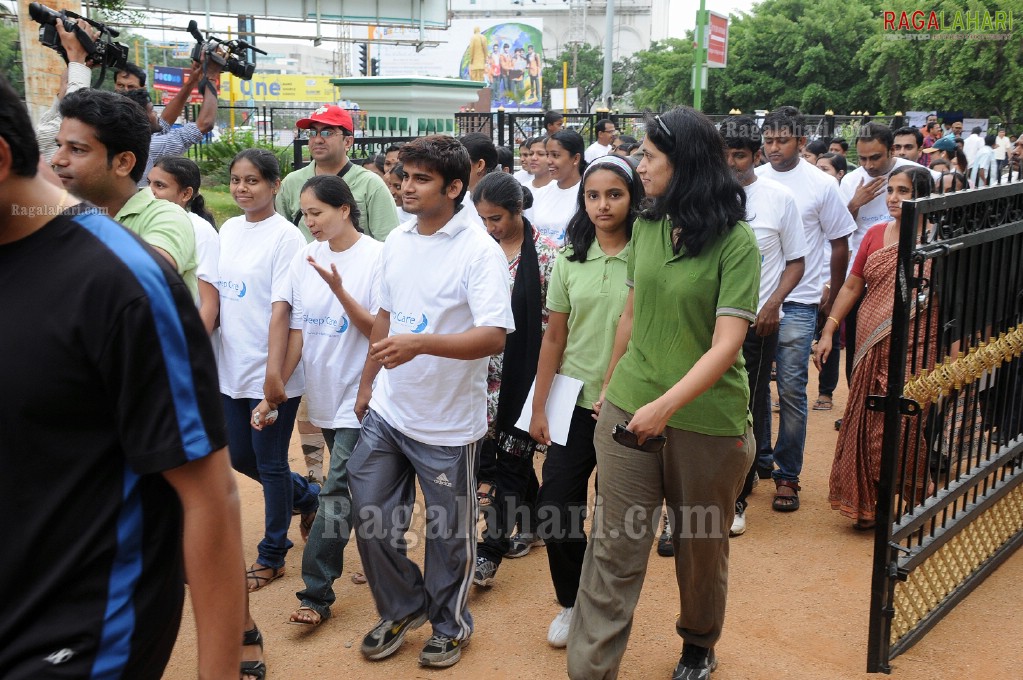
[866,172,1023,672]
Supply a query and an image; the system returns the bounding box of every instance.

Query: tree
[0,23,25,98]
[541,44,630,111]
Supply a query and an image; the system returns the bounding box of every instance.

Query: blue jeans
[296,427,360,620]
[223,395,319,569]
[772,302,818,484]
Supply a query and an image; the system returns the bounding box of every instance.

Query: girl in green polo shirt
[566,107,760,680]
[529,154,643,649]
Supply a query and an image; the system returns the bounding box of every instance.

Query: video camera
[187,20,265,80]
[28,2,128,70]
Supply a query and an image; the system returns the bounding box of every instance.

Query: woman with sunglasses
[567,108,759,680]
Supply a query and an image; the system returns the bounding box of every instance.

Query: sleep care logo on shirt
[536,224,566,245]
[305,314,350,336]
[393,310,429,334]
[217,279,247,300]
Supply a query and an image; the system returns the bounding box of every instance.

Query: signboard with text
[226,75,338,103]
[707,12,729,68]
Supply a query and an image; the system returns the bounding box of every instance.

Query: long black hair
[547,129,588,177]
[565,156,643,262]
[641,106,746,257]
[154,156,216,228]
[890,165,933,200]
[300,174,363,233]
[472,171,535,241]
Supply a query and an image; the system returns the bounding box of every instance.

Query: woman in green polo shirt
[528,154,643,649]
[566,107,760,680]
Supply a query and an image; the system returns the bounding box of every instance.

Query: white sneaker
[547,606,574,648]
[730,503,747,537]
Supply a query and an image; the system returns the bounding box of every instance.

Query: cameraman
[35,19,95,163]
[138,53,222,187]
[115,62,147,91]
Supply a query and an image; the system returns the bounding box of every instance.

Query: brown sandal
[812,396,833,411]
[246,563,285,592]
[772,480,801,512]
[288,606,324,626]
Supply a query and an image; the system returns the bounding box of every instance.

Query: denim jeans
[296,427,360,620]
[737,328,778,508]
[222,395,319,569]
[772,302,818,483]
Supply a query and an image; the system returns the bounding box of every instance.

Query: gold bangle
[827,316,840,328]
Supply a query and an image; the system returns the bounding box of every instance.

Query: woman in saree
[813,166,935,529]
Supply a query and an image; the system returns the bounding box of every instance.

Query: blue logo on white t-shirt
[304,314,350,335]
[218,279,247,300]
[394,310,429,334]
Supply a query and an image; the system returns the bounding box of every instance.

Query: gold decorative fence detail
[890,484,1023,645]
[903,325,1023,407]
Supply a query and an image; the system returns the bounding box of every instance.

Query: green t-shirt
[116,188,198,300]
[276,161,399,243]
[546,240,631,408]
[606,216,760,436]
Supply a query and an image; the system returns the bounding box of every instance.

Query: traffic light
[370,57,380,76]
[357,43,368,76]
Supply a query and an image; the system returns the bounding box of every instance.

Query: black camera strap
[290,160,353,227]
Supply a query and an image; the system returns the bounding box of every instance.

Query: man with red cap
[277,104,398,244]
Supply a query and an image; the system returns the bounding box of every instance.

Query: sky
[668,0,761,36]
[54,0,763,52]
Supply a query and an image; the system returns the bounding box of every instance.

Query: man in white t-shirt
[841,123,941,383]
[755,106,855,512]
[963,126,985,166]
[994,129,1012,175]
[971,134,998,187]
[348,135,514,669]
[584,118,617,162]
[722,115,808,534]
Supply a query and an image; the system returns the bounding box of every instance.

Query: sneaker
[672,644,718,680]
[419,633,469,668]
[360,610,428,660]
[506,532,543,558]
[657,516,674,557]
[547,606,574,648]
[473,555,498,587]
[730,502,747,537]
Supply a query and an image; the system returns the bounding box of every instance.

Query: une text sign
[228,75,338,103]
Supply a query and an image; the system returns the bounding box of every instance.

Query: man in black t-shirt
[0,76,245,679]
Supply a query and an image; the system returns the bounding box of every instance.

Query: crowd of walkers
[5,40,1023,678]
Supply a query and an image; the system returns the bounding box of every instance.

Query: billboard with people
[376,18,544,110]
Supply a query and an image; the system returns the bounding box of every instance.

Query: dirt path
[164,377,1023,679]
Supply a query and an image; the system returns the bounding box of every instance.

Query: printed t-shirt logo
[304,314,350,335]
[394,310,429,333]
[218,279,247,300]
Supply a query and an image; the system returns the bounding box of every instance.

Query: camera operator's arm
[194,57,223,134]
[159,62,201,128]
[36,20,95,163]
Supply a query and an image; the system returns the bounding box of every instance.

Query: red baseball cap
[296,105,354,133]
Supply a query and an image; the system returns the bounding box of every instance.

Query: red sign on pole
[706,12,729,68]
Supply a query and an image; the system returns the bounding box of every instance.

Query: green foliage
[628,0,1023,124]
[196,130,293,187]
[200,186,242,226]
[0,23,24,98]
[541,44,632,110]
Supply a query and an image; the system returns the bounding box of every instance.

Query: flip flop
[246,563,284,592]
[288,606,324,627]
[813,396,833,411]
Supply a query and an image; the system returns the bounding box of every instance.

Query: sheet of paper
[514,374,585,446]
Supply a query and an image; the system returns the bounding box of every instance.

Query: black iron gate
[867,177,1023,672]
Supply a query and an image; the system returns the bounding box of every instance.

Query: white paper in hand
[515,374,585,446]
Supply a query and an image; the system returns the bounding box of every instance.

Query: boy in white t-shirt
[722,115,809,534]
[755,107,856,512]
[348,136,515,669]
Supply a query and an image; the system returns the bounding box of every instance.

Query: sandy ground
[164,376,1023,679]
